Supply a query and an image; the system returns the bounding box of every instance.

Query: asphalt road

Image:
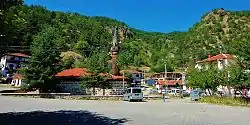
[0,96,250,125]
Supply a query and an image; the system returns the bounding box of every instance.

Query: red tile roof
[197,53,236,63]
[7,53,30,58]
[12,73,24,79]
[156,80,182,86]
[56,68,89,77]
[56,68,129,81]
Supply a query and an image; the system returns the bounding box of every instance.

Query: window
[132,89,141,93]
[14,57,19,61]
[127,89,131,93]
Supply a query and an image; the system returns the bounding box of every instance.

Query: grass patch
[199,96,250,107]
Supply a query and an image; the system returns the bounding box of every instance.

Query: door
[124,88,131,100]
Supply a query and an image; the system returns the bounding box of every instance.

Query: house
[56,68,130,95]
[1,53,30,77]
[150,72,186,90]
[195,53,237,95]
[120,69,144,84]
[11,73,23,87]
[155,80,183,93]
[195,53,236,70]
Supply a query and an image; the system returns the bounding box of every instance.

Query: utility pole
[122,71,125,93]
[165,63,167,89]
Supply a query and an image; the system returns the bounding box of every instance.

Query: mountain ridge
[5,4,250,72]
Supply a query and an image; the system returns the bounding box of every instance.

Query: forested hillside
[187,8,250,62]
[2,2,250,73]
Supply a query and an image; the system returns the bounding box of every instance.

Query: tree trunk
[92,87,95,95]
[227,86,231,96]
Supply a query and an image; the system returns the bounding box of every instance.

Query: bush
[200,96,250,107]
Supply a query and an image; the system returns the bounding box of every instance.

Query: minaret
[110,27,120,75]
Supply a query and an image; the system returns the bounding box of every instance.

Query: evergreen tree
[22,25,61,92]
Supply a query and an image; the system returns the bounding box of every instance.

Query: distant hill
[187,8,250,60]
[5,5,250,72]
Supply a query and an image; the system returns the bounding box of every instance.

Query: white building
[195,53,236,70]
[195,53,237,95]
[150,72,187,92]
[1,53,30,77]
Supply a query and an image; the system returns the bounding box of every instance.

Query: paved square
[0,96,250,125]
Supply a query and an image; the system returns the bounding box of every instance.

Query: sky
[24,0,250,33]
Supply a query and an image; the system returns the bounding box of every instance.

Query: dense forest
[2,1,250,73]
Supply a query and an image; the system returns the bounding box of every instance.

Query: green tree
[0,0,23,56]
[22,26,61,92]
[81,74,111,95]
[74,40,89,56]
[187,65,219,95]
[80,51,112,95]
[59,51,82,70]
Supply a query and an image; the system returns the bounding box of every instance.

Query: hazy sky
[25,0,250,33]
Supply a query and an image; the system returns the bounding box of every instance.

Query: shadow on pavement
[0,110,129,125]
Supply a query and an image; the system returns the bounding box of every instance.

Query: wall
[57,80,129,95]
[57,83,85,95]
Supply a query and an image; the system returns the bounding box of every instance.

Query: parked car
[123,87,143,102]
[190,90,201,101]
[182,90,190,97]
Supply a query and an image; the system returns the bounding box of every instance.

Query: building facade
[150,72,186,91]
[195,53,237,95]
[195,53,236,70]
[1,53,29,77]
[56,68,130,95]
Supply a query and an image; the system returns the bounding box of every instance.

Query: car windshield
[132,89,142,93]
